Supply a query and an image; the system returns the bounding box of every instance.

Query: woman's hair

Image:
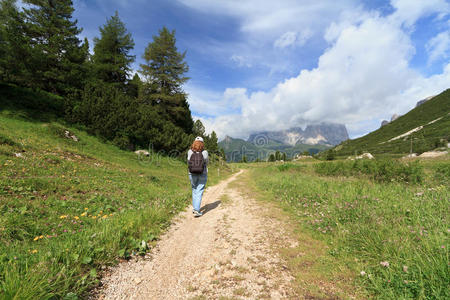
[191,140,204,152]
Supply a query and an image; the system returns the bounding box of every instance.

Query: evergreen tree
[139,27,193,133]
[268,154,275,162]
[92,11,135,87]
[0,0,30,85]
[281,152,286,161]
[22,0,87,95]
[193,119,205,137]
[208,131,219,154]
[127,73,142,98]
[275,150,281,161]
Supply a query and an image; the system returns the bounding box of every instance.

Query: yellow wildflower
[39,235,44,239]
[74,216,79,220]
[92,216,97,219]
[33,236,39,241]
[84,207,88,210]
[59,215,67,219]
[31,249,38,254]
[109,213,113,216]
[102,215,107,219]
[80,212,87,217]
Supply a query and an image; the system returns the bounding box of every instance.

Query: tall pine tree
[139,27,193,133]
[92,11,135,88]
[0,0,31,85]
[22,0,87,95]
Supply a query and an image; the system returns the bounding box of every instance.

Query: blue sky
[70,0,450,139]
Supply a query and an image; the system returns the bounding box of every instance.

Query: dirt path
[98,170,299,299]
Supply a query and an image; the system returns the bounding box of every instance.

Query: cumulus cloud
[189,5,450,140]
[182,0,450,139]
[426,31,450,65]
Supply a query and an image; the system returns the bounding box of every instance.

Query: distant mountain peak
[247,123,348,146]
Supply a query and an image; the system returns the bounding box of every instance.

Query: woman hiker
[187,136,208,217]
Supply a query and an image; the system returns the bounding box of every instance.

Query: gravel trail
[98,170,299,299]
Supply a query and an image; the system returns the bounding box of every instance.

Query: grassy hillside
[219,136,329,162]
[245,159,449,299]
[0,105,232,298]
[332,89,450,157]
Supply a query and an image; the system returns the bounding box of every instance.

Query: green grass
[0,113,233,299]
[248,160,449,299]
[314,159,424,183]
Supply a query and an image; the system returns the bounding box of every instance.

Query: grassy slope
[334,89,450,156]
[0,111,232,298]
[245,160,449,299]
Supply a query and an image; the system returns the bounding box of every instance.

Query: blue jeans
[189,173,207,212]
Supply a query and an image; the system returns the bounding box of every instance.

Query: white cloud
[181,0,450,140]
[426,31,450,64]
[274,30,312,48]
[196,12,450,140]
[389,0,450,27]
[230,55,252,67]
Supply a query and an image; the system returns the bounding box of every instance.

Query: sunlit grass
[0,113,233,299]
[249,160,449,299]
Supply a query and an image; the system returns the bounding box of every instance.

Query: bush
[314,159,424,183]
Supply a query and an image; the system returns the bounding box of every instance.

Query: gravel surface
[97,170,299,299]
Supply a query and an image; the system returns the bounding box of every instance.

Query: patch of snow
[285,132,302,146]
[389,126,423,142]
[304,134,326,145]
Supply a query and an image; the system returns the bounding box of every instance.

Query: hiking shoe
[193,210,203,217]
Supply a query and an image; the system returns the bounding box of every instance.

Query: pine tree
[22,0,87,95]
[127,73,142,98]
[139,27,193,133]
[92,11,135,87]
[193,119,205,137]
[208,131,219,154]
[0,0,30,85]
[275,150,281,161]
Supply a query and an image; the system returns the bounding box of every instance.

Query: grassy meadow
[0,113,232,299]
[245,158,449,299]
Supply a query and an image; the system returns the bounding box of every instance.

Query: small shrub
[0,134,18,146]
[314,159,424,183]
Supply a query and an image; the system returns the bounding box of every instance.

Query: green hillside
[0,89,232,298]
[332,89,450,157]
[219,136,329,162]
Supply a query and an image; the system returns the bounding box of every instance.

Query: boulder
[418,151,448,158]
[355,152,374,160]
[381,120,389,127]
[64,130,79,142]
[135,150,150,157]
[402,153,417,159]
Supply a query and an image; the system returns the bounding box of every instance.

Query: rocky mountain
[381,113,401,127]
[218,135,330,162]
[247,123,349,146]
[416,95,435,107]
